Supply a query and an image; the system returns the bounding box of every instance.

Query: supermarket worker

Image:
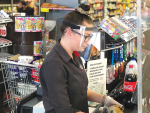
[40,4,122,113]
[18,1,34,16]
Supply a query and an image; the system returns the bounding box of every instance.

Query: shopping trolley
[0,61,40,113]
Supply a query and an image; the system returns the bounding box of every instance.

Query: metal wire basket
[0,61,40,113]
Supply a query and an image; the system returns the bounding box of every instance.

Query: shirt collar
[55,40,81,63]
[55,40,71,63]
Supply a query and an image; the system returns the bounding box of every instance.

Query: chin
[78,48,85,52]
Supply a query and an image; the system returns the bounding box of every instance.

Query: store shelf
[108,13,121,16]
[0,38,12,48]
[119,31,137,42]
[107,0,117,2]
[89,11,95,14]
[88,1,95,4]
[34,3,40,6]
[108,12,121,16]
[0,18,13,24]
[130,7,134,9]
[0,53,13,61]
[121,2,130,4]
[88,1,103,4]
[107,1,117,2]
[25,0,34,2]
[49,7,75,10]
[0,4,19,6]
[0,42,12,48]
[101,45,122,52]
[117,2,122,3]
[95,1,104,3]
[94,7,103,10]
[107,7,117,9]
[41,8,75,12]
[94,14,103,17]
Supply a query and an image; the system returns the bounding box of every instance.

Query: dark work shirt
[18,6,34,16]
[40,40,89,113]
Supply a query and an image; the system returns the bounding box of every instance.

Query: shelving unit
[106,0,122,18]
[41,7,75,13]
[106,0,136,18]
[24,0,41,16]
[0,4,18,13]
[49,7,74,11]
[0,18,13,24]
[0,39,12,48]
[0,37,13,61]
[0,10,13,60]
[86,0,104,21]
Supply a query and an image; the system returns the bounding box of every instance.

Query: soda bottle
[123,65,137,109]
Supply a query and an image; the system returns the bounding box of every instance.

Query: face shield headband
[63,21,98,46]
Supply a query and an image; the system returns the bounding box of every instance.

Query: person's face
[70,21,93,52]
[18,3,23,9]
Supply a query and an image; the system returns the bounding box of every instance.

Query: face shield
[63,21,99,61]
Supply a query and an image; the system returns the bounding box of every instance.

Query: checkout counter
[18,80,137,113]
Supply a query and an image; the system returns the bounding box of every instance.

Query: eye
[84,35,88,38]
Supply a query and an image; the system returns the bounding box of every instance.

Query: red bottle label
[143,36,145,45]
[2,29,4,36]
[124,81,137,92]
[3,30,6,36]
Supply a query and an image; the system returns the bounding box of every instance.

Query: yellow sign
[41,8,49,12]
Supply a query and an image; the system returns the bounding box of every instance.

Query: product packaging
[32,17,36,32]
[123,44,127,61]
[18,56,33,64]
[114,64,118,77]
[106,67,111,84]
[0,25,2,36]
[99,19,120,40]
[25,17,32,32]
[127,42,130,56]
[112,65,115,80]
[46,39,56,55]
[130,40,133,55]
[21,17,25,32]
[112,46,114,65]
[0,38,12,46]
[106,66,115,84]
[0,10,9,18]
[34,41,43,56]
[15,17,22,32]
[119,45,123,62]
[46,32,49,39]
[0,25,7,37]
[36,17,45,32]
[114,49,117,62]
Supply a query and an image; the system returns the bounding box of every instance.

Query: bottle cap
[131,58,135,60]
[129,65,133,68]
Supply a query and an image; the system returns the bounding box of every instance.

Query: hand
[104,96,123,108]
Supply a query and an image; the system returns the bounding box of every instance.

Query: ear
[65,27,73,38]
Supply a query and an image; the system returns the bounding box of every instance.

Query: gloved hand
[104,96,123,108]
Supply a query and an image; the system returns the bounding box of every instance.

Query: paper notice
[87,59,107,94]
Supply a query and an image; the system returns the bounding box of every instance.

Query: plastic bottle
[130,7,137,17]
[114,64,118,78]
[124,65,137,109]
[125,58,138,75]
[123,7,130,19]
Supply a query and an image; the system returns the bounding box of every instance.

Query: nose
[86,39,91,45]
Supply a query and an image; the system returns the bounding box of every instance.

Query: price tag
[41,8,49,12]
